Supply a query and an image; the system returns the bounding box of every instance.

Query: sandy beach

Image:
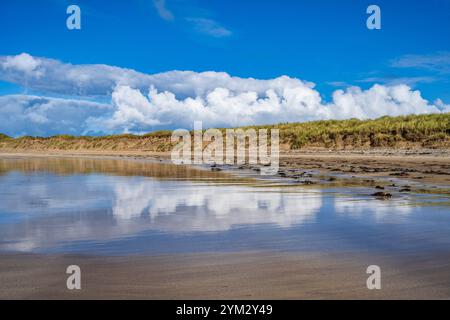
[2,0,450,303]
[1,151,449,299]
[1,251,450,299]
[0,149,449,190]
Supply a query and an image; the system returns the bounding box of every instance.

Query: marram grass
[0,113,449,151]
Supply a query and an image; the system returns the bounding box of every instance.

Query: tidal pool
[0,156,449,255]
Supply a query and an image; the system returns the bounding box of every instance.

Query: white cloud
[434,98,450,112]
[1,54,298,97]
[1,53,43,78]
[86,86,162,133]
[153,0,174,21]
[186,18,232,38]
[0,54,152,96]
[357,76,436,86]
[330,84,439,120]
[0,53,448,137]
[87,83,441,133]
[151,1,232,38]
[391,51,450,73]
[0,94,112,137]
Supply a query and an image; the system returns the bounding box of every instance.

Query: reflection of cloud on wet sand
[334,197,412,221]
[0,174,322,252]
[112,180,322,231]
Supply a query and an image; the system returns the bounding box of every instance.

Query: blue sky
[0,0,449,136]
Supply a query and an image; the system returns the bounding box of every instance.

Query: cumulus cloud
[330,84,439,119]
[0,53,308,98]
[434,98,450,112]
[0,53,448,137]
[0,94,112,137]
[0,53,152,96]
[86,83,441,133]
[1,53,43,78]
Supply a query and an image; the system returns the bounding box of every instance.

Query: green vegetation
[1,113,449,151]
[0,133,11,141]
[251,113,450,149]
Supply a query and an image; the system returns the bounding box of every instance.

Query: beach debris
[277,171,287,177]
[375,186,384,190]
[371,192,392,198]
[390,172,409,176]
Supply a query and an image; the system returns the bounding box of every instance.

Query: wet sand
[1,151,449,299]
[1,251,450,299]
[279,151,450,186]
[1,150,449,191]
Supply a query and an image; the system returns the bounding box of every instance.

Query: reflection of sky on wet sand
[0,173,321,251]
[0,157,449,255]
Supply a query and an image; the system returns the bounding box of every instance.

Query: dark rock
[372,192,392,198]
[390,172,409,176]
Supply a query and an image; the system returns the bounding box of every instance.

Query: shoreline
[1,147,449,157]
[1,149,449,194]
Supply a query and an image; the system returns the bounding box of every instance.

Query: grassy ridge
[0,113,449,151]
[249,113,450,149]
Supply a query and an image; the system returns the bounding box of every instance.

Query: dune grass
[252,113,450,149]
[0,133,11,141]
[0,113,449,151]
